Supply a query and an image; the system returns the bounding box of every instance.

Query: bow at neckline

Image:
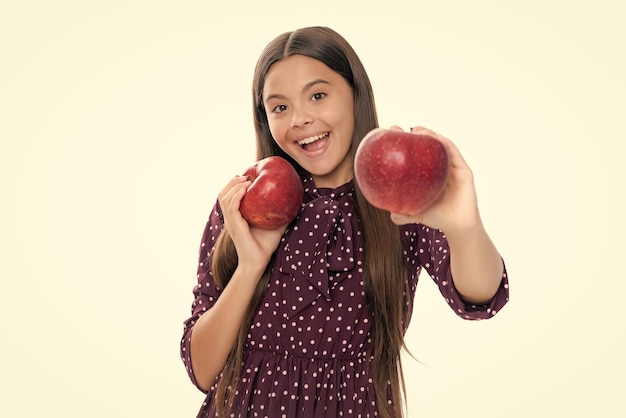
[277,177,357,316]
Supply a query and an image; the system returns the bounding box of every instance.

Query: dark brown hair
[212,26,409,418]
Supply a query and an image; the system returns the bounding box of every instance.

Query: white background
[1,0,624,416]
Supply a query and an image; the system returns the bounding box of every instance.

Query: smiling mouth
[297,132,329,150]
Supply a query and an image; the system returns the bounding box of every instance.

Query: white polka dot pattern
[181,176,509,417]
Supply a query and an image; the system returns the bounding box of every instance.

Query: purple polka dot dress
[181,175,509,417]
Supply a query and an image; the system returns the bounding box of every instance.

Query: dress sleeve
[180,200,225,390]
[402,223,509,320]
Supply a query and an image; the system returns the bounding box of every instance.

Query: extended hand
[389,126,481,234]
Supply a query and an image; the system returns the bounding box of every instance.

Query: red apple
[354,128,449,214]
[239,156,304,229]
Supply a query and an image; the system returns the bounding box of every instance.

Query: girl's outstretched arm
[390,127,504,304]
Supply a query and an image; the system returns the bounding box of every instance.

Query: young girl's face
[262,54,355,188]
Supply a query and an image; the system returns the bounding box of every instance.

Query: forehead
[263,55,344,97]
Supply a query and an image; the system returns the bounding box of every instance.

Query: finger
[218,175,249,199]
[221,181,250,214]
[218,179,252,233]
[409,126,432,135]
[218,176,250,206]
[390,212,421,226]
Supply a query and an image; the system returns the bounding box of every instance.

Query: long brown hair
[212,26,410,418]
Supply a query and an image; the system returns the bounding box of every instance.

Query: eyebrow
[264,79,330,102]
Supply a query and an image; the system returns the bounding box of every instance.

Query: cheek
[265,121,280,144]
[267,122,291,154]
[331,113,354,142]
[266,116,285,141]
[268,126,283,147]
[325,102,354,132]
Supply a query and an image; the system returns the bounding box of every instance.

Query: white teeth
[298,133,328,145]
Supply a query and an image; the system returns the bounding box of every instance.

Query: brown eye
[272,104,287,113]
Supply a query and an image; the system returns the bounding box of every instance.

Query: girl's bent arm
[185,175,287,391]
[189,263,265,391]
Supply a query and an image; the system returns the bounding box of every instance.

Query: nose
[290,107,313,128]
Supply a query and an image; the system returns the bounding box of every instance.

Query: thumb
[390,212,421,225]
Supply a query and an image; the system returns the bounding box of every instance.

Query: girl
[181,26,509,418]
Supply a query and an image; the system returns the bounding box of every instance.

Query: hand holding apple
[377,126,482,233]
[354,128,450,215]
[239,156,304,229]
